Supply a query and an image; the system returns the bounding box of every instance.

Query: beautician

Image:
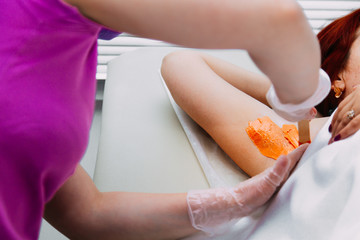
[0,0,327,239]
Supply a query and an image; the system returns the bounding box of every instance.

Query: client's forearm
[44,165,197,240]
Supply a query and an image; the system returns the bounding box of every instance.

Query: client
[161,9,360,177]
[161,8,360,239]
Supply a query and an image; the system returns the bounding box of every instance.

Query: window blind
[96,1,360,80]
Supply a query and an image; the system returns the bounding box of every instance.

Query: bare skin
[44,165,195,240]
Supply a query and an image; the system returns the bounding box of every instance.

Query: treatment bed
[40,47,360,239]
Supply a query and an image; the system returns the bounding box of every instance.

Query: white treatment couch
[39,47,261,239]
[40,46,360,240]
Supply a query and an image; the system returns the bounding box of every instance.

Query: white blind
[97,35,174,79]
[96,1,360,80]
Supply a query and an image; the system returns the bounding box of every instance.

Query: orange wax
[246,116,299,159]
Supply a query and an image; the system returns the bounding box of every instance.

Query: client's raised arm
[162,51,282,176]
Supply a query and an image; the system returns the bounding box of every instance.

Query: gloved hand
[187,144,309,236]
[266,69,331,122]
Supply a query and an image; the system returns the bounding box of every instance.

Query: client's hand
[329,86,360,144]
[187,144,308,236]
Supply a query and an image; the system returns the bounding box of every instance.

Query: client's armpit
[246,116,299,159]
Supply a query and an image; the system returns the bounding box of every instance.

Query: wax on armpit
[246,116,299,160]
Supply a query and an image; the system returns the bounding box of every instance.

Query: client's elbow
[160,51,177,84]
[161,50,198,85]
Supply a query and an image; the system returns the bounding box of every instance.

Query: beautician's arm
[44,165,196,240]
[64,0,320,105]
[44,145,307,239]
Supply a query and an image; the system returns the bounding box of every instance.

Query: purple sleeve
[98,27,120,40]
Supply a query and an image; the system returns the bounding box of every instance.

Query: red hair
[316,9,360,116]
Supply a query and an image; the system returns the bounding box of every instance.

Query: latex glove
[328,86,360,144]
[266,69,331,122]
[187,144,309,236]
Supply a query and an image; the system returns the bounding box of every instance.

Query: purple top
[0,0,111,239]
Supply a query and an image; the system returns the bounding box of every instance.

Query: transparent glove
[266,69,331,122]
[187,144,308,236]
